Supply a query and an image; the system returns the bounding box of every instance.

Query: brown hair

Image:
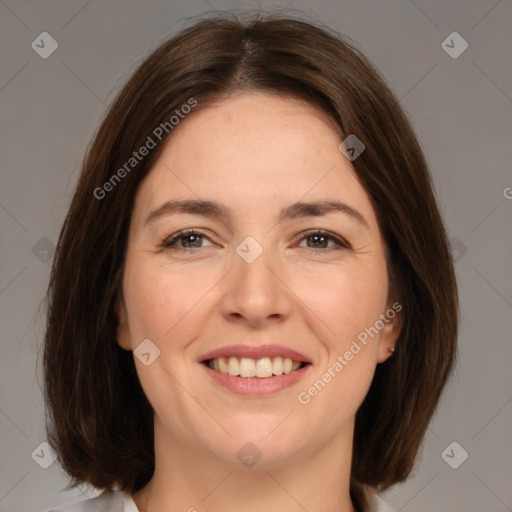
[42,11,458,511]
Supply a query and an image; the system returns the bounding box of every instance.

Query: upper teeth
[208,357,302,378]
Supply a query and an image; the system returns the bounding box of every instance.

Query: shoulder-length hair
[43,11,458,511]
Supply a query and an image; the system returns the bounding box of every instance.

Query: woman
[42,12,458,512]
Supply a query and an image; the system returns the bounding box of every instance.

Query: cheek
[120,260,217,415]
[294,270,384,431]
[298,263,388,414]
[122,258,223,342]
[292,261,388,345]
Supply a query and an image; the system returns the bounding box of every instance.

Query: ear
[377,300,403,363]
[115,293,132,351]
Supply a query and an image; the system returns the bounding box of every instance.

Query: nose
[220,244,292,329]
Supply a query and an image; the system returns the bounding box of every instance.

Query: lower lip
[202,363,311,396]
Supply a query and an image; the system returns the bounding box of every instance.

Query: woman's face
[117,93,401,467]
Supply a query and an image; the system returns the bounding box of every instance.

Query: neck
[132,418,357,512]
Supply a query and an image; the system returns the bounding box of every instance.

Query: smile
[199,344,311,395]
[206,356,304,378]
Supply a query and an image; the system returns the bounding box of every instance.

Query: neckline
[114,488,393,512]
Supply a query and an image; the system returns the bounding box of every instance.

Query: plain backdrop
[0,1,511,511]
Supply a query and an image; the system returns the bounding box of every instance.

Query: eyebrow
[144,199,369,228]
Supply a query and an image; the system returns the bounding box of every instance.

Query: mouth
[199,345,312,396]
[204,356,308,378]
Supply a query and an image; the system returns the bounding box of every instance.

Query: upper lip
[200,344,311,364]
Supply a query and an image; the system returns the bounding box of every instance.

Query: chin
[201,420,311,468]
[211,439,304,470]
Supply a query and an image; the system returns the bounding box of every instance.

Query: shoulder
[40,490,139,512]
[367,490,396,512]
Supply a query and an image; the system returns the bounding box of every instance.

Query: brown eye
[162,230,214,249]
[306,234,330,248]
[297,230,349,250]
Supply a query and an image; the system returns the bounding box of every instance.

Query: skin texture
[117,93,402,512]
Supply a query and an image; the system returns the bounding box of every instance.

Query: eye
[296,229,350,250]
[162,229,214,250]
[161,229,349,252]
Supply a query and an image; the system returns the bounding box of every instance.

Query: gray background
[1,1,511,511]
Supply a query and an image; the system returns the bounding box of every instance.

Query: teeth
[291,361,302,371]
[228,357,240,376]
[208,356,303,378]
[272,357,283,375]
[256,357,273,378]
[218,357,229,374]
[239,357,256,377]
[283,357,293,374]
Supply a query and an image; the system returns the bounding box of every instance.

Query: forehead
[132,93,378,229]
[168,93,342,170]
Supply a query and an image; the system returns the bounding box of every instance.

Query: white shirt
[42,489,396,512]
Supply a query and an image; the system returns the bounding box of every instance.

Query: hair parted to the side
[42,11,458,511]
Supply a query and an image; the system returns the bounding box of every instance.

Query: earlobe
[377,304,403,363]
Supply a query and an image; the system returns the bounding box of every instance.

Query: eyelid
[161,228,215,249]
[162,228,350,252]
[294,229,350,250]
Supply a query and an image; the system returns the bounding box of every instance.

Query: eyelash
[161,228,350,252]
